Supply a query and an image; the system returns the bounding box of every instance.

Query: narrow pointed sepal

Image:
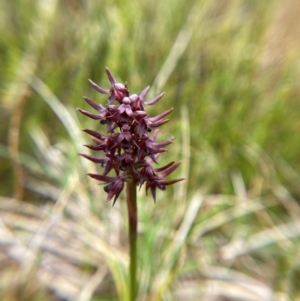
[88,79,110,94]
[77,108,102,120]
[139,86,150,101]
[83,96,106,112]
[105,67,117,85]
[144,92,165,105]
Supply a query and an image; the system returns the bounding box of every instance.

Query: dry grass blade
[221,220,300,261]
[191,198,276,240]
[175,278,285,301]
[0,195,127,300]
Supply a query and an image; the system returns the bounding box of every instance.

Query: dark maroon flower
[78,68,183,204]
[136,130,174,162]
[88,173,126,204]
[134,108,173,137]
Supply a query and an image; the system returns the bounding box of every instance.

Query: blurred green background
[1,0,300,300]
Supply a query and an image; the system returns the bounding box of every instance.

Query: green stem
[126,181,137,301]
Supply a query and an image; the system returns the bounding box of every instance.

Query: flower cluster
[78,68,183,204]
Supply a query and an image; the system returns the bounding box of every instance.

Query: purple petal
[82,129,105,140]
[149,153,159,163]
[133,110,146,118]
[149,119,170,128]
[77,108,102,120]
[139,86,150,100]
[79,154,108,164]
[159,161,181,177]
[154,161,176,172]
[149,129,160,141]
[150,138,174,148]
[125,107,133,117]
[144,92,165,105]
[129,94,139,102]
[88,79,110,94]
[105,67,117,85]
[146,153,161,164]
[159,178,185,186]
[88,173,117,183]
[107,180,124,204]
[149,108,173,122]
[146,182,157,202]
[118,105,126,114]
[83,96,106,112]
[84,144,104,151]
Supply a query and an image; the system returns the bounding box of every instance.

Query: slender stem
[126,181,138,301]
